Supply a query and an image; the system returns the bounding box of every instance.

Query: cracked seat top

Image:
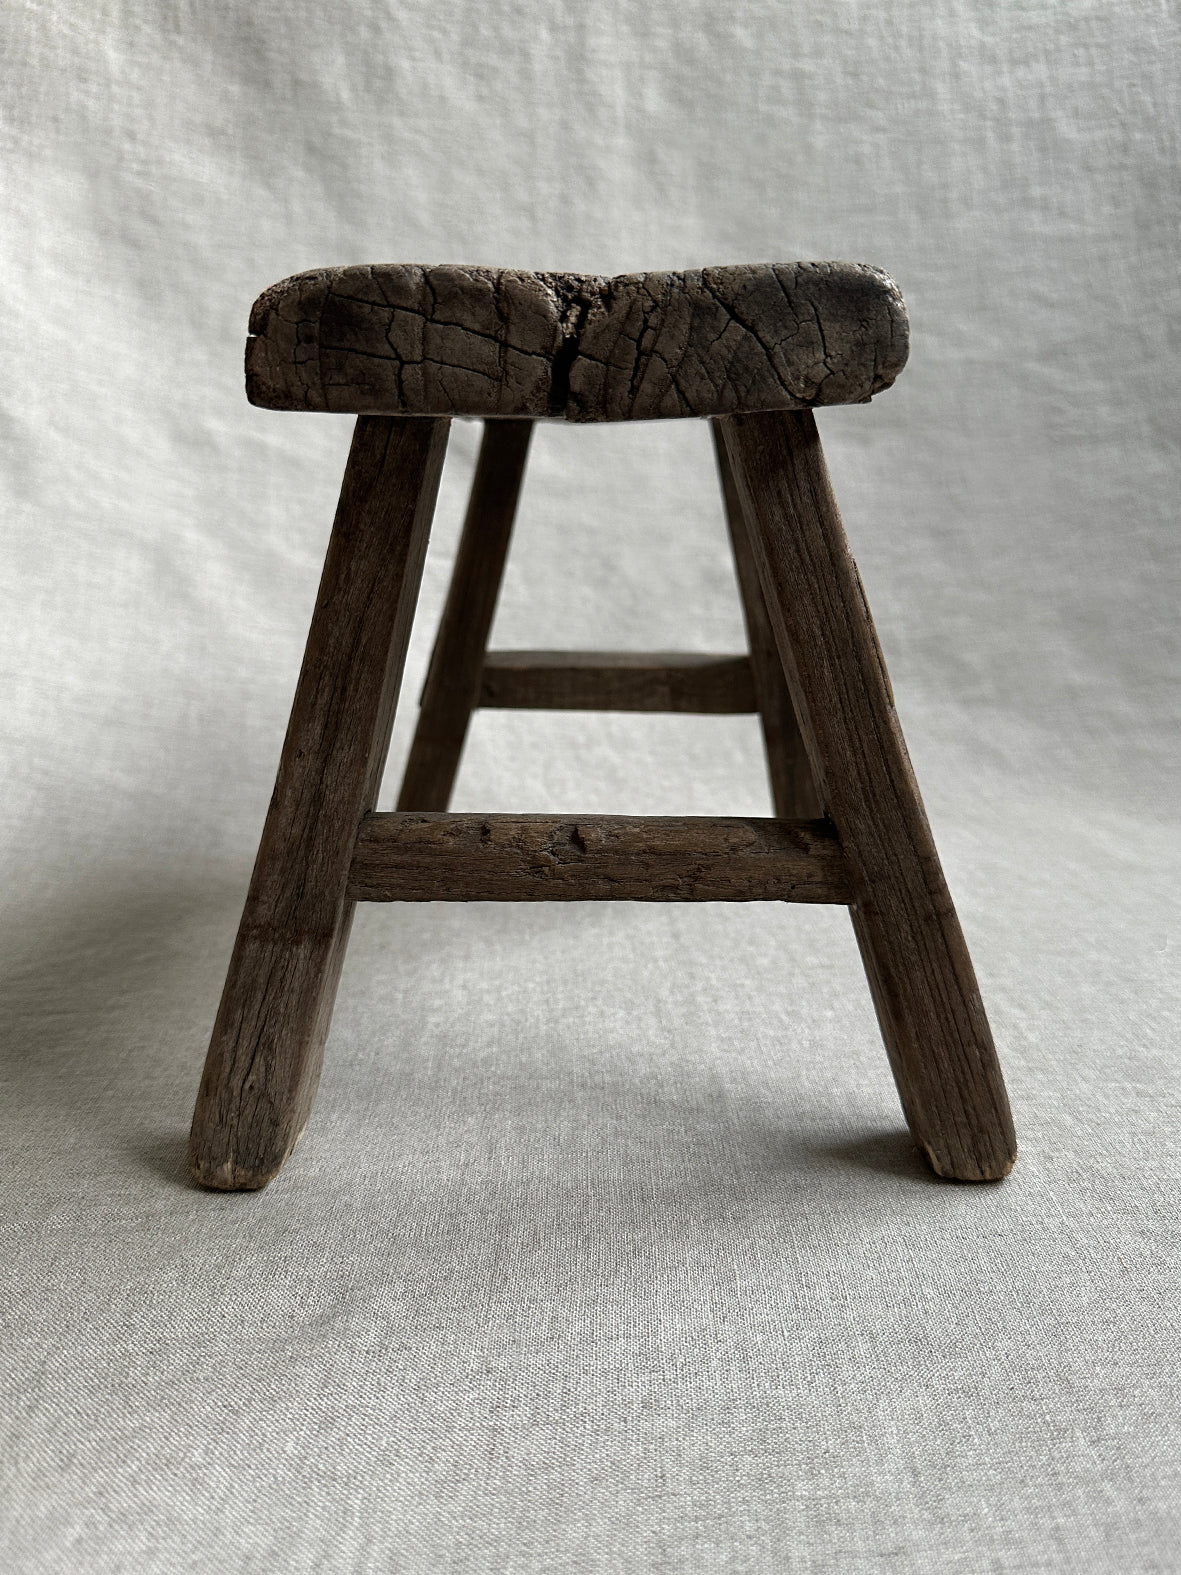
[246,263,908,423]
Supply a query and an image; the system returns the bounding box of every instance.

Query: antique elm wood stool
[188,261,1017,1191]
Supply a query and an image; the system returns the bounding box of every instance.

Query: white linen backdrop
[3,2,1179,1570]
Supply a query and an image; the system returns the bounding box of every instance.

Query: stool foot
[188,417,449,1190]
[721,411,1017,1182]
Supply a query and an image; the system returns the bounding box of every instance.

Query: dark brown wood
[246,263,908,422]
[720,410,1017,1181]
[712,422,821,818]
[478,650,756,713]
[348,812,850,903]
[188,415,450,1191]
[396,419,533,812]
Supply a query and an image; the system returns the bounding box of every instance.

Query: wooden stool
[189,263,1017,1190]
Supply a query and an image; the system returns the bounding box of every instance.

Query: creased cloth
[2,2,1179,1570]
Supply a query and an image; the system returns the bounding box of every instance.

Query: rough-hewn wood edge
[347,812,851,903]
[478,651,757,713]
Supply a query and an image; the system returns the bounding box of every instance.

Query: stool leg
[720,411,1017,1181]
[397,418,533,811]
[712,422,821,819]
[188,416,450,1190]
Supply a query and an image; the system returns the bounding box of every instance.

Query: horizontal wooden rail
[478,651,756,713]
[347,812,850,903]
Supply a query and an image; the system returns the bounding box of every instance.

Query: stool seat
[246,261,908,423]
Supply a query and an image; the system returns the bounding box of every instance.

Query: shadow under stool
[188,262,1017,1191]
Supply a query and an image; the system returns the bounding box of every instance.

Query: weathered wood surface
[478,650,756,713]
[712,422,821,818]
[188,416,450,1191]
[246,262,908,422]
[720,410,1017,1182]
[347,812,851,903]
[397,419,532,812]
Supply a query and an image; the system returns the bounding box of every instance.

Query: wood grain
[397,419,532,812]
[246,262,908,422]
[478,650,756,713]
[712,422,821,817]
[720,410,1017,1182]
[347,812,850,903]
[188,415,450,1191]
